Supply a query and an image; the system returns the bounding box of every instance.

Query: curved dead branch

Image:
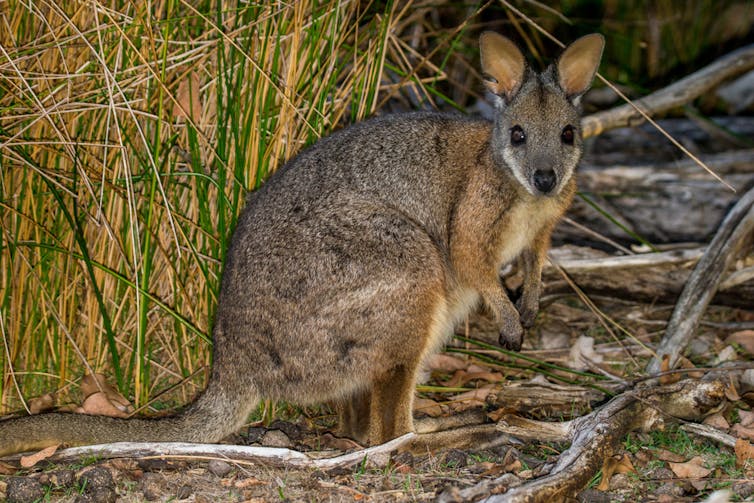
[476,379,726,503]
[582,43,754,138]
[646,184,754,374]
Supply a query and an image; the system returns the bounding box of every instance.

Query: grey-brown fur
[0,33,604,455]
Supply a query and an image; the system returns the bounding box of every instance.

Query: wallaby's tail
[0,382,258,457]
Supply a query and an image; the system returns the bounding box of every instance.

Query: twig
[681,423,737,449]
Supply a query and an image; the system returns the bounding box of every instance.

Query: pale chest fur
[494,195,563,269]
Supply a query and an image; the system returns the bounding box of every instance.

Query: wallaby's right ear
[557,33,605,99]
[479,32,526,102]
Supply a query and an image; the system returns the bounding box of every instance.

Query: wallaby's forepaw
[498,316,524,351]
[516,297,539,329]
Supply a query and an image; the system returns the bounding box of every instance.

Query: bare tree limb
[474,379,726,503]
[542,246,754,309]
[646,184,754,373]
[582,44,754,138]
[2,433,416,470]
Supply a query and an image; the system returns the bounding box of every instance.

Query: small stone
[139,472,164,501]
[577,488,611,503]
[39,469,75,488]
[83,486,118,503]
[78,466,114,490]
[647,467,675,480]
[715,345,738,364]
[742,369,754,392]
[608,473,631,490]
[654,482,685,497]
[207,459,233,478]
[176,484,193,499]
[6,477,45,503]
[732,481,754,499]
[688,337,711,357]
[137,459,172,472]
[269,420,303,441]
[244,427,266,444]
[310,470,327,480]
[260,429,292,448]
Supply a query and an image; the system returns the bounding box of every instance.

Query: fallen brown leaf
[735,438,754,467]
[80,373,133,414]
[413,397,445,417]
[394,462,413,474]
[503,458,522,473]
[20,445,58,468]
[448,385,495,411]
[732,423,754,441]
[678,356,704,379]
[316,433,362,451]
[726,330,754,355]
[487,407,516,422]
[80,391,129,418]
[738,409,754,426]
[597,454,635,491]
[174,71,202,123]
[703,412,730,430]
[0,461,17,475]
[442,370,504,387]
[28,393,55,414]
[668,455,712,479]
[653,448,686,463]
[659,354,680,385]
[690,478,708,491]
[426,354,468,372]
[480,463,507,477]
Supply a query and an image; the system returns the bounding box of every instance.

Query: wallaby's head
[480,32,604,196]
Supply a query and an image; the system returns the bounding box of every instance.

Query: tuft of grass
[0,0,451,412]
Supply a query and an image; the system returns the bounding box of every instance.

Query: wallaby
[0,32,604,456]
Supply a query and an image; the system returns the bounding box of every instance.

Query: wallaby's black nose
[533,169,556,194]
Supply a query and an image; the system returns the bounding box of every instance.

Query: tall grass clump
[0,0,434,413]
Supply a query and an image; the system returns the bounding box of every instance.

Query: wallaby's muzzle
[532,169,557,194]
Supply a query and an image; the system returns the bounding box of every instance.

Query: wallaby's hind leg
[368,363,419,445]
[336,389,371,444]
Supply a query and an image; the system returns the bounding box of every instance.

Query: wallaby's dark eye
[510,125,526,146]
[561,125,575,145]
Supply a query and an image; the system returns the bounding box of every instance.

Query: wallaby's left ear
[479,32,527,102]
[557,33,605,99]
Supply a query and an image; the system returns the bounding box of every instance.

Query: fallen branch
[486,374,608,416]
[542,246,754,309]
[2,433,416,470]
[646,184,754,373]
[475,378,726,503]
[561,149,754,246]
[582,44,754,137]
[681,423,737,449]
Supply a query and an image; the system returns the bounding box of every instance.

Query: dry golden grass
[0,0,467,414]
